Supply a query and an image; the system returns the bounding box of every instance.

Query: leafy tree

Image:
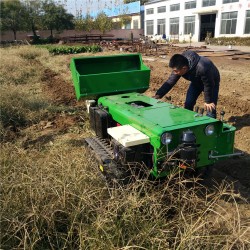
[22,0,43,38]
[94,12,113,34]
[119,14,132,28]
[84,14,95,33]
[0,0,26,40]
[74,14,94,33]
[74,17,85,31]
[41,0,74,37]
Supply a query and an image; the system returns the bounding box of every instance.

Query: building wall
[144,0,250,42]
[112,14,141,29]
[131,15,141,29]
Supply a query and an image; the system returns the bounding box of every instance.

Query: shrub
[40,45,102,55]
[31,36,60,45]
[208,37,250,46]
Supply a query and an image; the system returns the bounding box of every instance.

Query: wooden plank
[231,56,250,60]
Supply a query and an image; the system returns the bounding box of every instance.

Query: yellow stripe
[99,165,104,172]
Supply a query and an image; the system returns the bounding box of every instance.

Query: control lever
[194,106,203,117]
[220,111,225,121]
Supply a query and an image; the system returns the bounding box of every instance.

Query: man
[154,50,220,118]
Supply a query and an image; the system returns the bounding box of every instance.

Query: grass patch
[0,45,60,141]
[0,46,47,85]
[0,45,249,250]
[17,46,46,60]
[0,85,50,141]
[1,143,249,249]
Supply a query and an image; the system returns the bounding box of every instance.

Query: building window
[202,0,216,7]
[170,4,180,12]
[185,1,196,9]
[245,10,250,34]
[170,17,179,35]
[157,19,165,35]
[223,0,239,3]
[146,8,154,15]
[158,6,166,13]
[146,20,154,35]
[184,16,195,35]
[112,22,121,30]
[133,20,139,29]
[125,22,131,29]
[220,11,237,34]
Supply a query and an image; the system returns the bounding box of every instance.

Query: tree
[41,0,74,37]
[94,12,113,34]
[74,14,94,33]
[22,0,43,38]
[84,14,95,33]
[123,0,149,4]
[119,14,132,28]
[0,0,26,40]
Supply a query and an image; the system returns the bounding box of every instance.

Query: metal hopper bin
[70,53,150,100]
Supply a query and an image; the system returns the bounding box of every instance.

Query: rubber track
[84,137,114,164]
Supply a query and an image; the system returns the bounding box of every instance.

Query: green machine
[70,54,241,179]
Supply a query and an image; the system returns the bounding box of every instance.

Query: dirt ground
[143,47,250,200]
[40,45,250,200]
[143,46,250,152]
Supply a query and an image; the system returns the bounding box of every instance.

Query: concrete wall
[0,29,144,42]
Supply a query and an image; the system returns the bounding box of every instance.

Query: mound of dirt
[41,68,77,106]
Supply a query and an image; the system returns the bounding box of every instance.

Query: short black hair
[169,54,189,69]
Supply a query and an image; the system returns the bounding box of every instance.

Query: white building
[92,1,143,30]
[144,0,250,42]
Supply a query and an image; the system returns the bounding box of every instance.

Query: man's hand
[204,102,216,112]
[153,94,161,99]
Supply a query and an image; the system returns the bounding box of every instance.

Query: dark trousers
[184,82,219,118]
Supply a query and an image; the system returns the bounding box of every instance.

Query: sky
[56,0,124,17]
